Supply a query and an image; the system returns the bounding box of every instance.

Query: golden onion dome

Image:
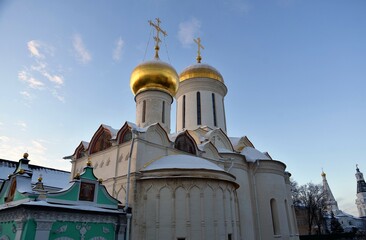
[179,63,224,83]
[130,59,179,96]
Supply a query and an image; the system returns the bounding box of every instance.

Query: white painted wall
[176,78,227,132]
[135,90,173,133]
[134,177,240,240]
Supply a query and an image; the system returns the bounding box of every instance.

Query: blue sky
[1,0,365,216]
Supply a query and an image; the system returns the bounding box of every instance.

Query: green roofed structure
[0,154,126,240]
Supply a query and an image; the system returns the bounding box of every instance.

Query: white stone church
[68,19,299,240]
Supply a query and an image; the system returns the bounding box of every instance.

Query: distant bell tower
[321,170,339,214]
[176,38,227,132]
[130,18,179,133]
[355,165,366,217]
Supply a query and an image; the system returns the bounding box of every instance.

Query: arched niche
[199,142,221,159]
[117,122,133,144]
[145,123,170,147]
[89,126,113,154]
[205,128,234,152]
[174,132,197,155]
[73,141,89,159]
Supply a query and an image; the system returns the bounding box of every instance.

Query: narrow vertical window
[142,100,146,123]
[285,200,292,234]
[162,101,165,123]
[197,92,201,125]
[270,198,280,235]
[182,95,186,128]
[212,93,217,127]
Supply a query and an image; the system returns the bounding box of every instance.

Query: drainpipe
[124,129,138,240]
[252,160,262,240]
[125,213,132,240]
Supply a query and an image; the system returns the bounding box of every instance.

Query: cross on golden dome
[148,18,167,59]
[194,37,204,63]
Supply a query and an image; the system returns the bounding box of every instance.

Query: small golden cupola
[176,37,228,133]
[179,38,224,83]
[130,18,179,97]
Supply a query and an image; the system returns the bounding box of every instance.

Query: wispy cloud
[20,91,32,100]
[18,70,44,89]
[113,37,124,61]
[51,89,65,103]
[31,140,47,154]
[20,40,65,102]
[72,34,92,64]
[178,18,202,47]
[0,136,10,143]
[27,77,44,89]
[0,136,13,161]
[18,70,28,81]
[43,72,64,85]
[0,137,48,165]
[30,61,47,72]
[27,40,44,58]
[31,61,64,86]
[16,121,27,131]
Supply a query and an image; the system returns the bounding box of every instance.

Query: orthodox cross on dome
[148,18,167,59]
[194,37,204,63]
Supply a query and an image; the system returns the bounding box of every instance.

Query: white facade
[355,166,366,217]
[176,71,227,133]
[69,52,299,239]
[135,90,173,133]
[356,192,366,217]
[321,170,366,233]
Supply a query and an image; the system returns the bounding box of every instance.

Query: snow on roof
[0,160,17,180]
[217,147,235,154]
[335,210,355,218]
[16,175,34,193]
[198,125,214,132]
[0,159,70,189]
[169,129,206,144]
[31,167,70,189]
[126,121,146,132]
[197,142,211,151]
[241,147,271,162]
[101,124,118,138]
[143,154,224,172]
[198,134,206,143]
[229,136,254,148]
[81,141,89,149]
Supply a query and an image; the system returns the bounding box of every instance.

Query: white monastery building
[68,19,299,240]
[321,169,366,232]
[355,165,366,218]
